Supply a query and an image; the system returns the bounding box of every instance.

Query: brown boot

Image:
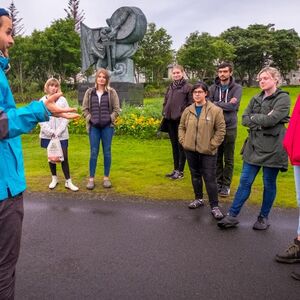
[275,239,300,263]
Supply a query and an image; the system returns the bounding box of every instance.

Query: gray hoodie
[209,76,242,129]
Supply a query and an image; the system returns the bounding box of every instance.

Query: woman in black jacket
[162,65,192,179]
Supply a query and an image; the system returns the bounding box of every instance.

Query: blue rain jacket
[0,55,49,200]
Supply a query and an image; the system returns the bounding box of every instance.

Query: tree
[7,1,24,36]
[8,35,31,94]
[133,23,173,84]
[221,24,300,86]
[64,0,85,33]
[221,24,276,86]
[271,29,300,79]
[176,32,235,80]
[9,18,81,93]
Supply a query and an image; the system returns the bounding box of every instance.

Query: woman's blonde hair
[172,64,184,73]
[44,78,61,94]
[257,67,282,86]
[95,68,110,91]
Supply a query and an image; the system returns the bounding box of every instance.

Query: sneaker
[291,271,300,280]
[275,239,300,263]
[49,176,58,189]
[217,214,239,228]
[170,170,184,180]
[65,179,79,192]
[211,206,224,220]
[86,180,95,190]
[166,170,176,178]
[188,199,204,209]
[103,179,112,188]
[253,215,270,230]
[219,185,230,197]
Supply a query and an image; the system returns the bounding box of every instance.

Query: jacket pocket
[257,132,279,153]
[240,137,248,155]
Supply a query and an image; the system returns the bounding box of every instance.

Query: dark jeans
[166,119,186,172]
[217,128,237,187]
[229,162,280,217]
[89,125,114,177]
[0,194,24,300]
[185,150,218,208]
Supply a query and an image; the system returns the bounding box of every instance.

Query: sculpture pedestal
[78,82,144,106]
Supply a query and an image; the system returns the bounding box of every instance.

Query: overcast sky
[2,0,300,50]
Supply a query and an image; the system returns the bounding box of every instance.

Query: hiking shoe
[217,214,239,228]
[103,179,112,188]
[170,170,184,180]
[86,180,95,190]
[291,271,300,281]
[188,199,204,209]
[211,206,224,220]
[166,170,176,178]
[275,239,300,263]
[219,185,230,197]
[253,215,270,230]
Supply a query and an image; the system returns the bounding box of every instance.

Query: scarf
[171,78,186,89]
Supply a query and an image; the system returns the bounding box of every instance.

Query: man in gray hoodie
[209,62,242,197]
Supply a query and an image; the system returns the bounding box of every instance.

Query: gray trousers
[0,194,24,300]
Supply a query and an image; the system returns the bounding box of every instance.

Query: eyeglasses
[193,90,205,94]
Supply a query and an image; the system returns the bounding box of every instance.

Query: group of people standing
[163,63,300,280]
[1,8,300,299]
[39,68,121,192]
[163,62,242,220]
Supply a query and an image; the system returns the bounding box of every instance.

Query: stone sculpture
[80,6,147,83]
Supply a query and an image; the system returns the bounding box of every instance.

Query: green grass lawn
[21,86,300,208]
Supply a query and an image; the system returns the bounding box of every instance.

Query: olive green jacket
[179,101,226,155]
[241,89,290,170]
[82,87,120,132]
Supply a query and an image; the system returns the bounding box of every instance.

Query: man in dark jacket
[209,62,242,196]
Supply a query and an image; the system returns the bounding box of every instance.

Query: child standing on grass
[39,78,79,191]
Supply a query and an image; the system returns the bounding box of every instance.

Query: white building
[286,59,300,85]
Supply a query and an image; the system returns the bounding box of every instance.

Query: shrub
[31,98,166,139]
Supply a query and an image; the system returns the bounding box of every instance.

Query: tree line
[5,0,300,98]
[135,23,300,86]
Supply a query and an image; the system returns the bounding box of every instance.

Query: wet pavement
[15,191,300,300]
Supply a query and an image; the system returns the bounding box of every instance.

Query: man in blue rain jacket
[0,8,79,299]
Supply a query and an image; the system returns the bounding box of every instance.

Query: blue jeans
[229,162,279,218]
[89,126,114,177]
[293,166,300,235]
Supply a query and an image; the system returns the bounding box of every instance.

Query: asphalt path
[15,191,300,300]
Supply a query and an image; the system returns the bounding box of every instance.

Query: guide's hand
[44,93,77,115]
[54,112,81,119]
